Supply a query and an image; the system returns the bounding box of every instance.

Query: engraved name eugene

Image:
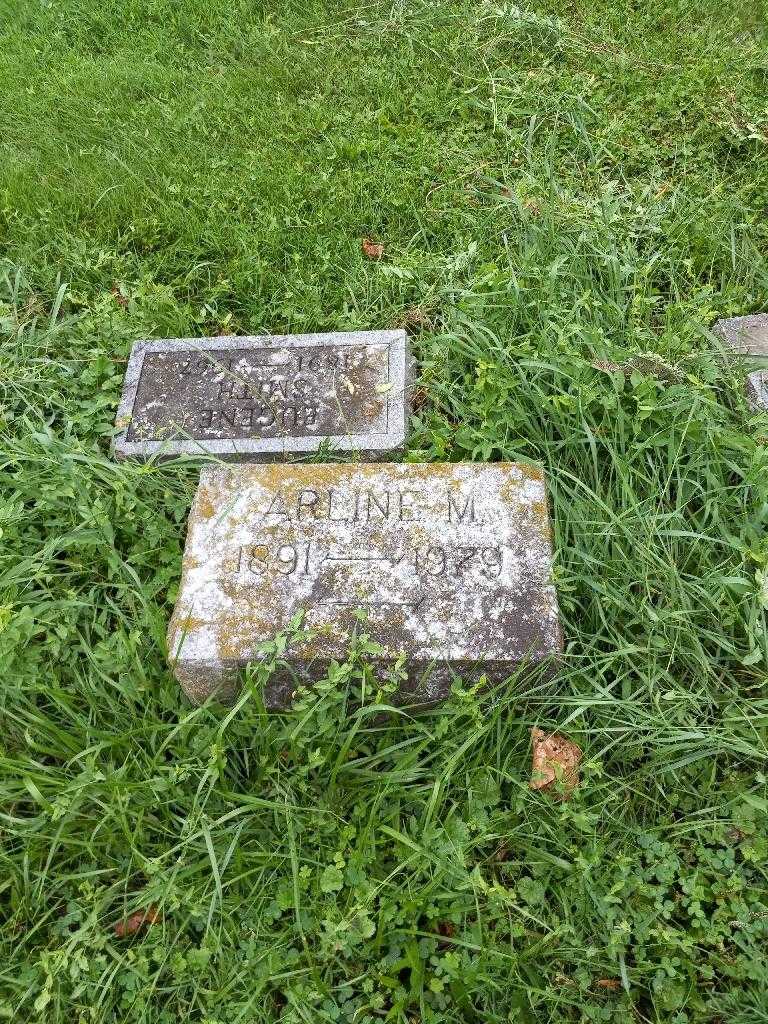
[221,486,509,590]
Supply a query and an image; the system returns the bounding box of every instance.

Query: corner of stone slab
[710,319,740,358]
[363,434,407,461]
[710,318,727,339]
[539,648,564,681]
[198,463,230,487]
[111,437,129,462]
[172,658,240,706]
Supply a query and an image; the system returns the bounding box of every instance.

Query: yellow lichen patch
[196,487,217,520]
[173,611,208,634]
[167,608,209,657]
[527,498,552,535]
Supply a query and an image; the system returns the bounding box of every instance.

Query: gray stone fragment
[113,331,410,461]
[167,462,563,708]
[746,370,768,411]
[713,315,768,358]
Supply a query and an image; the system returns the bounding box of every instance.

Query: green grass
[2,0,768,1020]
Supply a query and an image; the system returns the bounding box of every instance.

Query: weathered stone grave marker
[114,330,409,460]
[713,314,768,358]
[168,462,562,707]
[713,314,768,411]
[746,370,768,411]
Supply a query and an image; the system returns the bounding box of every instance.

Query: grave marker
[746,370,768,411]
[713,314,768,358]
[167,462,562,707]
[114,330,410,460]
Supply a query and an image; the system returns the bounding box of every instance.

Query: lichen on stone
[168,462,563,706]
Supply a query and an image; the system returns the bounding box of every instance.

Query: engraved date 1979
[226,542,505,579]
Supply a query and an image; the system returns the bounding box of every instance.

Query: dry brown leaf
[530,727,582,797]
[435,920,456,948]
[596,978,622,991]
[111,285,128,308]
[362,237,384,260]
[114,905,161,938]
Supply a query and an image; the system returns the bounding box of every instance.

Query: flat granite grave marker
[713,315,768,358]
[168,462,563,707]
[114,330,409,461]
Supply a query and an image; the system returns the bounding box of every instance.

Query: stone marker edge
[113,329,411,460]
[712,314,768,358]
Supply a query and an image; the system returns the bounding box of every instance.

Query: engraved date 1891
[227,543,505,579]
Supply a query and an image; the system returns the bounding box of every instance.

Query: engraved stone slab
[168,463,563,707]
[746,370,768,411]
[713,315,768,358]
[114,331,409,460]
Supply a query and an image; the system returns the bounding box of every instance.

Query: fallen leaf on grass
[110,285,128,308]
[435,920,457,948]
[362,237,384,260]
[530,727,582,798]
[114,906,161,938]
